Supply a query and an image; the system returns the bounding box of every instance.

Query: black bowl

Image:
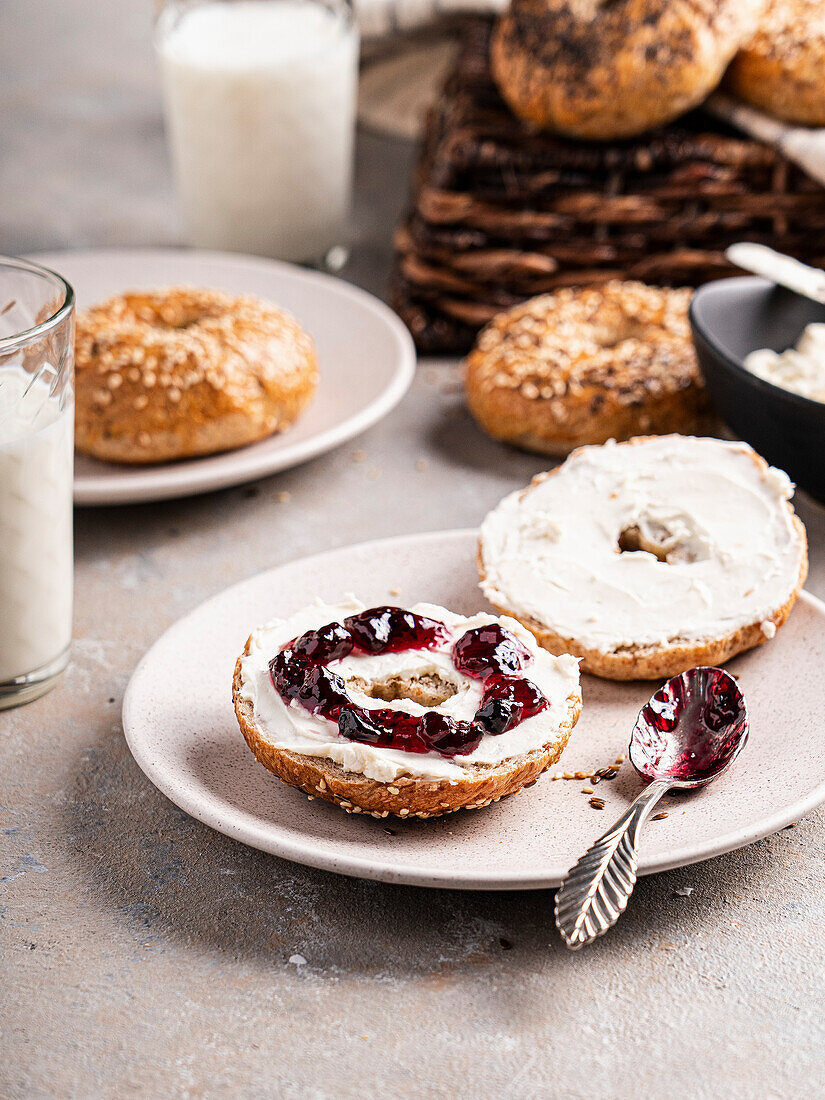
[689,276,825,502]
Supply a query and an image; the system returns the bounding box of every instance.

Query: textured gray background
[2,3,825,1097]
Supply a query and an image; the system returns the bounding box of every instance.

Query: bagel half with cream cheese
[478,436,808,680]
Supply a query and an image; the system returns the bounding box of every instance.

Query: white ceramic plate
[123,529,825,890]
[32,249,415,506]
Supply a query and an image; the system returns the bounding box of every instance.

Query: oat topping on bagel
[75,286,317,464]
[464,282,710,456]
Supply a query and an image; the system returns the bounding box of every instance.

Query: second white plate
[33,249,416,506]
[122,529,825,890]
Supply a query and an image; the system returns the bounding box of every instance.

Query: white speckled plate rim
[122,528,825,890]
[30,248,416,506]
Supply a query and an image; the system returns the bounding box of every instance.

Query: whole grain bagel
[478,435,808,681]
[726,0,825,127]
[464,282,710,457]
[75,287,318,464]
[491,0,767,140]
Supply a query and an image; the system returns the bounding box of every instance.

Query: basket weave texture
[392,19,825,353]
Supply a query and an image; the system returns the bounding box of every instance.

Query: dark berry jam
[338,706,431,754]
[452,624,532,680]
[291,621,354,663]
[269,649,349,717]
[476,676,548,734]
[337,707,482,758]
[420,712,483,757]
[344,606,449,655]
[269,609,550,761]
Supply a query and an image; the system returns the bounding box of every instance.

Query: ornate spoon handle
[554,780,671,950]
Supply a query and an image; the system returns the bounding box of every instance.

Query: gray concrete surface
[2,3,825,1097]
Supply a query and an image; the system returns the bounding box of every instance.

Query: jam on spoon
[555,666,748,950]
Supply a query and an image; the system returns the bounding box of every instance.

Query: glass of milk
[156,0,359,266]
[0,258,74,709]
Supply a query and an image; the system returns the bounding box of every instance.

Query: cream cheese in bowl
[744,323,825,403]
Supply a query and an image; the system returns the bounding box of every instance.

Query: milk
[158,0,359,263]
[0,369,73,685]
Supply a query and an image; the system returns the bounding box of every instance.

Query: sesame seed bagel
[232,598,582,819]
[478,436,808,681]
[491,0,766,140]
[464,282,711,457]
[75,287,318,464]
[726,0,825,127]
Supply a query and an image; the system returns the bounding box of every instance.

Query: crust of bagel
[491,0,766,139]
[464,284,712,457]
[725,0,825,127]
[477,437,809,680]
[232,642,582,819]
[465,360,712,458]
[75,287,318,464]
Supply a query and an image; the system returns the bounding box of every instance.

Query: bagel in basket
[75,287,318,464]
[464,282,710,457]
[478,435,808,681]
[491,0,767,140]
[726,0,825,127]
[233,598,582,819]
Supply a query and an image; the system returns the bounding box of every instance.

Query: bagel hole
[348,672,458,708]
[618,522,708,565]
[618,524,669,563]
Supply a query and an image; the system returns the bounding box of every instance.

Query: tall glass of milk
[0,258,74,709]
[157,0,359,265]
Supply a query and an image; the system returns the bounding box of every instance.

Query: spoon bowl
[630,666,749,788]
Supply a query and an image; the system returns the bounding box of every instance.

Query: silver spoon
[555,666,749,950]
[726,242,825,305]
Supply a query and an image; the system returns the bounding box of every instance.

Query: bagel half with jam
[233,597,582,818]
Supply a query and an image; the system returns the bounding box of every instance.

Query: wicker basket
[392,19,825,353]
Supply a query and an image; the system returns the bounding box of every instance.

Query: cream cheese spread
[744,323,825,403]
[238,596,580,782]
[479,436,805,655]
